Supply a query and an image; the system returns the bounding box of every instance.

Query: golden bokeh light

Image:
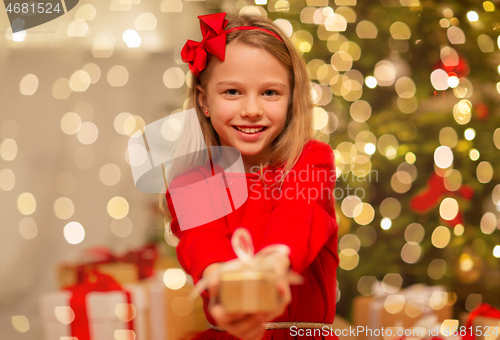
[11,315,29,333]
[443,169,462,191]
[428,259,447,280]
[107,196,129,219]
[19,217,37,240]
[439,127,458,148]
[0,138,17,161]
[341,195,362,218]
[339,249,359,270]
[389,21,411,40]
[434,146,453,168]
[111,217,133,238]
[352,203,375,225]
[480,212,498,235]
[69,70,91,92]
[63,221,85,245]
[439,197,459,221]
[163,268,187,290]
[478,34,495,53]
[477,161,493,183]
[395,77,416,98]
[382,273,403,293]
[447,26,465,44]
[163,67,185,88]
[54,197,75,220]
[401,242,421,264]
[19,74,39,95]
[339,234,361,252]
[431,226,451,249]
[61,112,82,135]
[52,78,71,100]
[17,192,36,215]
[107,65,129,87]
[76,122,98,145]
[0,168,15,191]
[54,306,75,325]
[356,20,377,39]
[404,223,425,243]
[357,276,377,296]
[384,295,406,314]
[380,197,401,219]
[160,0,182,12]
[135,12,157,30]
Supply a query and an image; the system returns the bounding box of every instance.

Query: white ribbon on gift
[190,227,304,300]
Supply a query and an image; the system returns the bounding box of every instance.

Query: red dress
[166,140,340,340]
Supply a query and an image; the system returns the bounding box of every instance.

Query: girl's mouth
[232,126,267,134]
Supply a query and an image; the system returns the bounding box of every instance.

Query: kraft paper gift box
[40,283,150,340]
[219,269,279,314]
[353,284,453,340]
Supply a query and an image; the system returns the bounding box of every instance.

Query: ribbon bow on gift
[75,244,158,283]
[463,303,500,340]
[181,13,229,77]
[191,227,303,299]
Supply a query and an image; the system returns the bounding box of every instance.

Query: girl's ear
[196,85,209,117]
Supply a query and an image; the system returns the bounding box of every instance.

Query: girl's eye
[264,90,278,96]
[225,89,239,96]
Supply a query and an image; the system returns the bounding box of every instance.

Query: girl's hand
[203,263,267,340]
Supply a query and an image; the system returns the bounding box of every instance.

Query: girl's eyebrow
[216,80,288,88]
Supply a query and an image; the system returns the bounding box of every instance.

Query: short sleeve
[260,140,339,274]
[166,167,237,284]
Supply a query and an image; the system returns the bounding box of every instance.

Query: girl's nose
[241,97,263,118]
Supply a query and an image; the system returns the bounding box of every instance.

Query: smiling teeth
[235,126,265,133]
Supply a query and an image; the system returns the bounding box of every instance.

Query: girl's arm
[166,170,237,284]
[260,140,339,274]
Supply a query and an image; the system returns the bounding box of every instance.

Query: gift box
[57,245,158,289]
[353,284,453,340]
[219,269,279,314]
[41,271,149,340]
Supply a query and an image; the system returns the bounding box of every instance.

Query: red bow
[463,303,500,340]
[181,13,229,77]
[410,171,474,227]
[74,244,158,284]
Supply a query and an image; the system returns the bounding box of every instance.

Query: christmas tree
[253,0,500,319]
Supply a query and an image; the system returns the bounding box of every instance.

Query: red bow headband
[181,12,284,77]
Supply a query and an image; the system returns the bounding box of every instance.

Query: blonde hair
[159,13,314,219]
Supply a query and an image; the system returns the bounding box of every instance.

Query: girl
[164,12,339,340]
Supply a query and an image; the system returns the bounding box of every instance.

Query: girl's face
[197,42,290,170]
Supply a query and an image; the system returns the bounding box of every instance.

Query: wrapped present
[353,283,453,340]
[142,271,209,340]
[463,303,500,340]
[192,228,303,314]
[41,270,149,340]
[57,244,158,288]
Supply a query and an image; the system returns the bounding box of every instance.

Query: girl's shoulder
[295,139,334,168]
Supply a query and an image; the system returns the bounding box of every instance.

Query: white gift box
[40,284,150,340]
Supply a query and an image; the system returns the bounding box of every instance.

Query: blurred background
[1,0,500,339]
